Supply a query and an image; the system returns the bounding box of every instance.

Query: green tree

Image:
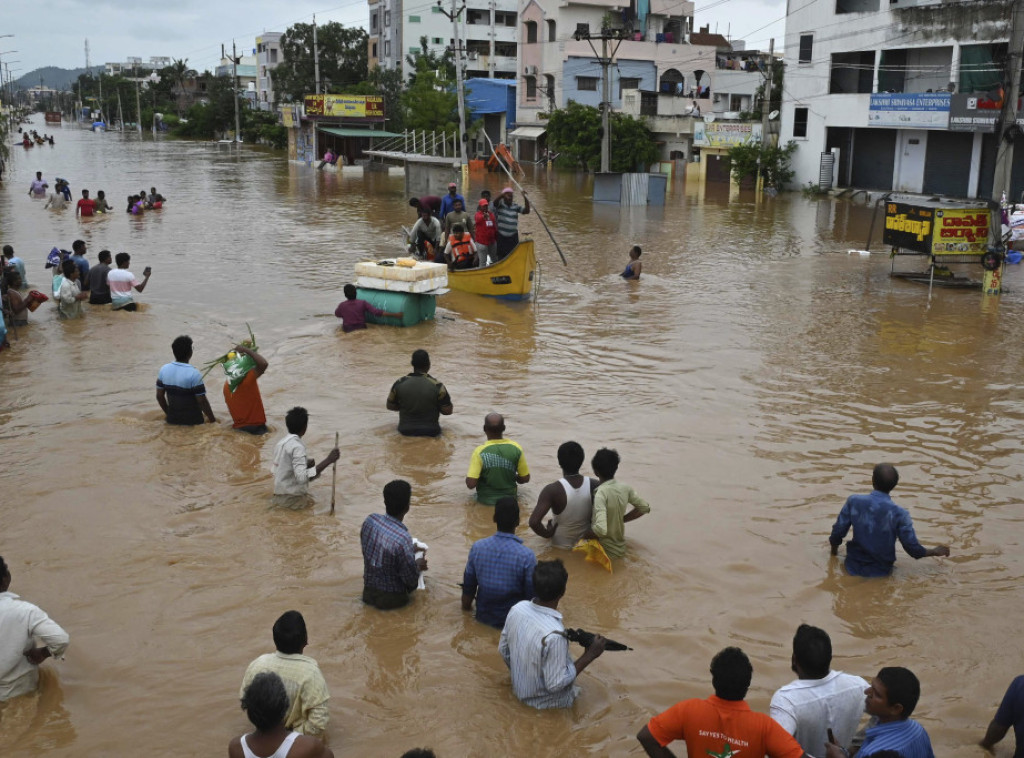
[546,101,601,170]
[350,66,406,132]
[165,58,194,116]
[608,111,658,172]
[727,139,797,189]
[401,44,457,132]
[547,101,657,171]
[405,36,454,86]
[274,21,369,102]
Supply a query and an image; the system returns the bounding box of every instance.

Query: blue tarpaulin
[465,78,517,131]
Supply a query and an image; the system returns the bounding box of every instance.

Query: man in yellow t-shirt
[466,413,530,505]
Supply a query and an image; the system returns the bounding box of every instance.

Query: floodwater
[1,116,1023,758]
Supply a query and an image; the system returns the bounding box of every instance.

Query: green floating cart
[354,259,449,327]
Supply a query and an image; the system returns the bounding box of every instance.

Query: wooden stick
[482,131,569,266]
[329,431,339,515]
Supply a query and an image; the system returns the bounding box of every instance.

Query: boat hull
[447,239,536,300]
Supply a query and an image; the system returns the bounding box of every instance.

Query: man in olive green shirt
[584,448,650,558]
[387,349,454,436]
[466,413,530,504]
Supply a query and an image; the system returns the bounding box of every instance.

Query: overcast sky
[1,0,787,80]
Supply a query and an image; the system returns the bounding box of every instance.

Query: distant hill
[15,67,91,91]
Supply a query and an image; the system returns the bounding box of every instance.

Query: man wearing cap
[493,188,530,262]
[439,182,466,220]
[474,198,497,267]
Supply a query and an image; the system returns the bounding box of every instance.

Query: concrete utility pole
[134,63,142,133]
[438,0,469,176]
[574,25,627,173]
[757,37,775,194]
[232,41,242,142]
[994,0,1024,200]
[313,15,321,95]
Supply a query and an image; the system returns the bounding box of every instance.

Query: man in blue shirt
[825,667,935,758]
[461,497,536,628]
[980,674,1024,756]
[156,335,217,426]
[438,182,465,220]
[828,464,949,577]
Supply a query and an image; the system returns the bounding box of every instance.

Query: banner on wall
[303,94,385,118]
[868,93,950,129]
[693,121,763,148]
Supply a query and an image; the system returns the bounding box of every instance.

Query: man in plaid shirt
[462,497,536,628]
[360,480,427,610]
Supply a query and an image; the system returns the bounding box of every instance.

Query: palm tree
[169,58,191,116]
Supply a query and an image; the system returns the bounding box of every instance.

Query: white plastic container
[354,260,448,293]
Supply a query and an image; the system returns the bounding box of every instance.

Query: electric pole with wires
[572,24,628,173]
[437,0,469,183]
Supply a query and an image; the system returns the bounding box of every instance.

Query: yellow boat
[447,238,536,301]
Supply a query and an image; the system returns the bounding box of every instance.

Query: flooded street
[2,116,1024,757]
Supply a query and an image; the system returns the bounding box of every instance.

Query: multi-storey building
[781,0,1022,197]
[515,0,765,163]
[370,0,520,80]
[256,32,284,111]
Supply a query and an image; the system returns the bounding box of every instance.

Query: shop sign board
[304,94,385,118]
[868,93,950,129]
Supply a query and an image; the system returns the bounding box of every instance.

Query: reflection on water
[2,116,1024,756]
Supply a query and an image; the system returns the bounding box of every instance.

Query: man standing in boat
[493,188,530,262]
[439,182,465,220]
[474,198,497,267]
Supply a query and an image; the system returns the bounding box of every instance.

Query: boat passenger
[443,198,474,238]
[444,225,477,271]
[408,208,442,261]
[474,198,497,267]
[409,195,442,218]
[439,182,465,220]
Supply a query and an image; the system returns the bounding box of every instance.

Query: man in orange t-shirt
[638,647,811,758]
[223,344,269,435]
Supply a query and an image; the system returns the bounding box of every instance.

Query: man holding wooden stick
[271,407,340,510]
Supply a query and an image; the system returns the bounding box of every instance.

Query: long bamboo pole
[482,131,568,266]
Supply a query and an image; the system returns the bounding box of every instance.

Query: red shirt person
[474,199,497,266]
[334,284,402,333]
[638,647,810,758]
[75,189,96,218]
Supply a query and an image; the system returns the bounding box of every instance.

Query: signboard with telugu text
[303,94,384,118]
[882,202,934,254]
[868,93,950,129]
[692,121,763,148]
[931,208,990,255]
[882,202,990,256]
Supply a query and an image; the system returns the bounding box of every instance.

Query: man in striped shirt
[492,187,530,262]
[826,667,935,758]
[498,559,606,709]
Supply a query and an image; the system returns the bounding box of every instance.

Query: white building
[256,32,284,111]
[369,0,519,81]
[781,0,1017,197]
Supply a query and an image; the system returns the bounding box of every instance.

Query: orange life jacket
[451,234,474,264]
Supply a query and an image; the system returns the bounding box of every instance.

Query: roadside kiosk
[868,195,1004,297]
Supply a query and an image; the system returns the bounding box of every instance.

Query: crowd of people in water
[18,128,55,149]
[1,169,1021,758]
[27,170,167,217]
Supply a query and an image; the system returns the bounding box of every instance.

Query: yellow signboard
[304,94,384,118]
[931,208,990,255]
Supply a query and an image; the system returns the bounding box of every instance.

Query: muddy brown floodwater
[1,115,1023,757]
